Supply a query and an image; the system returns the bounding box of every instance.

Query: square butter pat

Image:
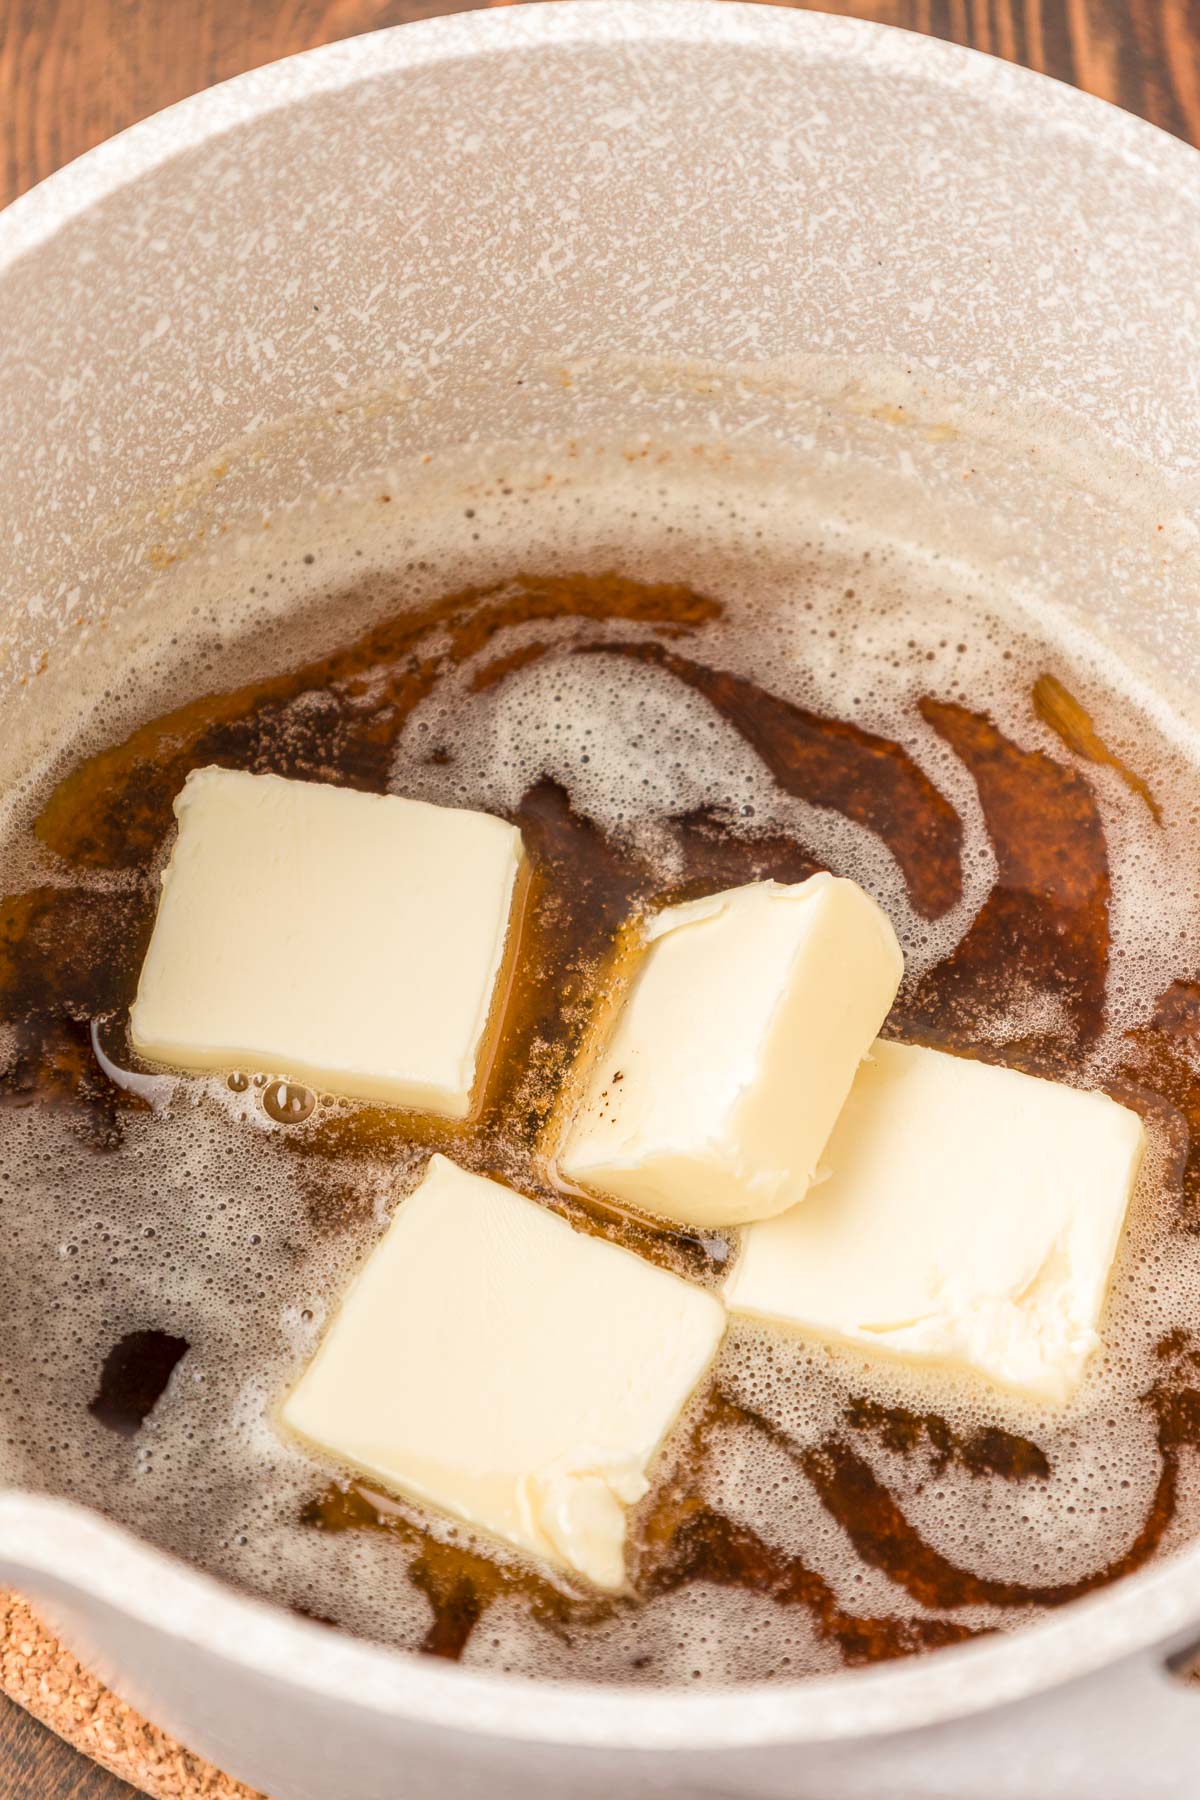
[281,1154,725,1589]
[556,875,903,1230]
[727,1042,1145,1404]
[130,767,524,1117]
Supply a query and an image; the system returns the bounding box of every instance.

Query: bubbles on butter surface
[3,443,1200,1684]
[402,652,757,832]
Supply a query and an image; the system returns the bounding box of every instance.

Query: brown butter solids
[1,569,1193,1674]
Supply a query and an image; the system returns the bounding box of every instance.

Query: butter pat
[556,875,903,1230]
[130,768,524,1117]
[727,1042,1145,1403]
[282,1155,725,1589]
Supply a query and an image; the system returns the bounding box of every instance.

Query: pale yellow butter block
[281,1155,726,1589]
[726,1041,1145,1404]
[129,767,524,1117]
[556,875,904,1230]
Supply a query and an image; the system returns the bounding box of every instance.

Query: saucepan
[3,3,1200,1795]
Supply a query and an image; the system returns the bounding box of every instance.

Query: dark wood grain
[0,0,1196,1794]
[0,1691,137,1799]
[1,0,1199,207]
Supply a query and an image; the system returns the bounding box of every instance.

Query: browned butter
[3,490,1200,1685]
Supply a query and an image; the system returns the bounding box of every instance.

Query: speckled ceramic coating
[2,6,1200,1798]
[3,1,1199,660]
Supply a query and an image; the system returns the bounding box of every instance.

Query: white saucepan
[2,5,1200,1796]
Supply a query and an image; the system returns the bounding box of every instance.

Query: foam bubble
[2,443,1200,1686]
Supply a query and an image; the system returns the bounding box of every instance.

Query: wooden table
[0,1704,137,1800]
[4,0,1200,211]
[0,0,1197,1791]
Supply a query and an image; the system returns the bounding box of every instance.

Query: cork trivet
[0,1592,264,1799]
